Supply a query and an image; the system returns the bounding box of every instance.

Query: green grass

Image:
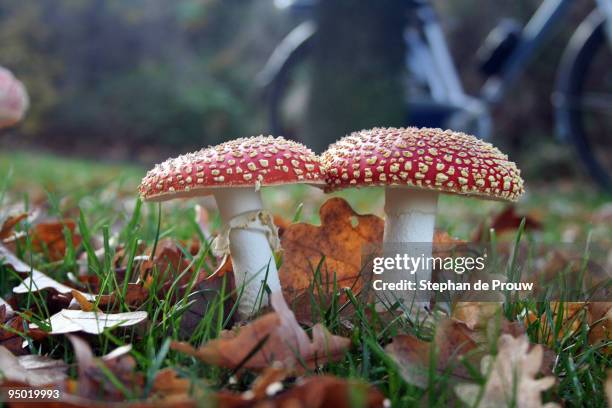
[0,151,610,407]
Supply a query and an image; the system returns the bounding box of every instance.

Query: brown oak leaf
[385,318,480,388]
[215,375,386,408]
[472,206,542,242]
[455,334,559,408]
[31,219,82,261]
[279,197,383,318]
[171,292,350,372]
[525,302,587,345]
[0,345,67,386]
[0,212,28,240]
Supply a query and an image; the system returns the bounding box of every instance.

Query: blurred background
[0,0,607,184]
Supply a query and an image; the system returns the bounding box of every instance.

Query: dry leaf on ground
[0,297,14,318]
[67,334,144,401]
[472,206,542,242]
[273,214,291,237]
[0,243,33,273]
[606,370,612,408]
[140,239,192,285]
[0,305,47,354]
[0,212,28,240]
[30,309,147,335]
[525,302,587,345]
[72,284,150,312]
[587,302,612,353]
[385,318,480,388]
[151,367,192,399]
[1,243,96,302]
[0,345,67,386]
[248,365,288,400]
[450,304,558,376]
[530,250,609,299]
[31,219,82,261]
[455,334,559,408]
[279,197,383,318]
[215,375,386,408]
[453,302,503,331]
[12,268,95,301]
[138,238,218,304]
[171,292,350,372]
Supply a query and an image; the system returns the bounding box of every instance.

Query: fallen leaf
[0,243,31,273]
[279,198,383,318]
[606,370,612,408]
[0,213,28,240]
[587,302,612,353]
[67,335,144,401]
[178,273,235,338]
[273,214,291,237]
[530,250,609,299]
[171,292,350,372]
[472,206,542,242]
[0,297,14,319]
[140,239,192,285]
[215,375,386,408]
[453,302,503,331]
[72,290,96,311]
[0,305,47,354]
[525,302,587,345]
[139,238,215,303]
[89,283,150,311]
[432,230,466,253]
[31,219,82,261]
[0,346,67,386]
[151,367,192,398]
[455,334,559,408]
[249,365,288,400]
[385,318,480,388]
[491,318,527,338]
[12,268,96,301]
[30,309,147,335]
[1,243,96,303]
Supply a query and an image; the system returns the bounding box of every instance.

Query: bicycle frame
[481,0,575,104]
[407,0,491,136]
[419,0,611,106]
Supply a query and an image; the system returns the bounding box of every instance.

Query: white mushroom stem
[214,188,281,318]
[381,187,438,313]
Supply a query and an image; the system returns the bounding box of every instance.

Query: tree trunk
[305,0,406,152]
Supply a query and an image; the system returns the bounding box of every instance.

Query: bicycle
[259,0,612,189]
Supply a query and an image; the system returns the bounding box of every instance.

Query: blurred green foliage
[0,0,258,151]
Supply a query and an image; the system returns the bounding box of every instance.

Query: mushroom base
[379,187,438,314]
[214,188,281,318]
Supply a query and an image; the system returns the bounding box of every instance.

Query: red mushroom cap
[321,127,524,201]
[139,136,325,201]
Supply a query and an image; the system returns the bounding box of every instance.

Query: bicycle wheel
[266,26,315,146]
[555,11,612,190]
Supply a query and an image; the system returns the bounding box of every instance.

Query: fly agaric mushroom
[0,66,28,128]
[321,127,524,312]
[139,136,324,318]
